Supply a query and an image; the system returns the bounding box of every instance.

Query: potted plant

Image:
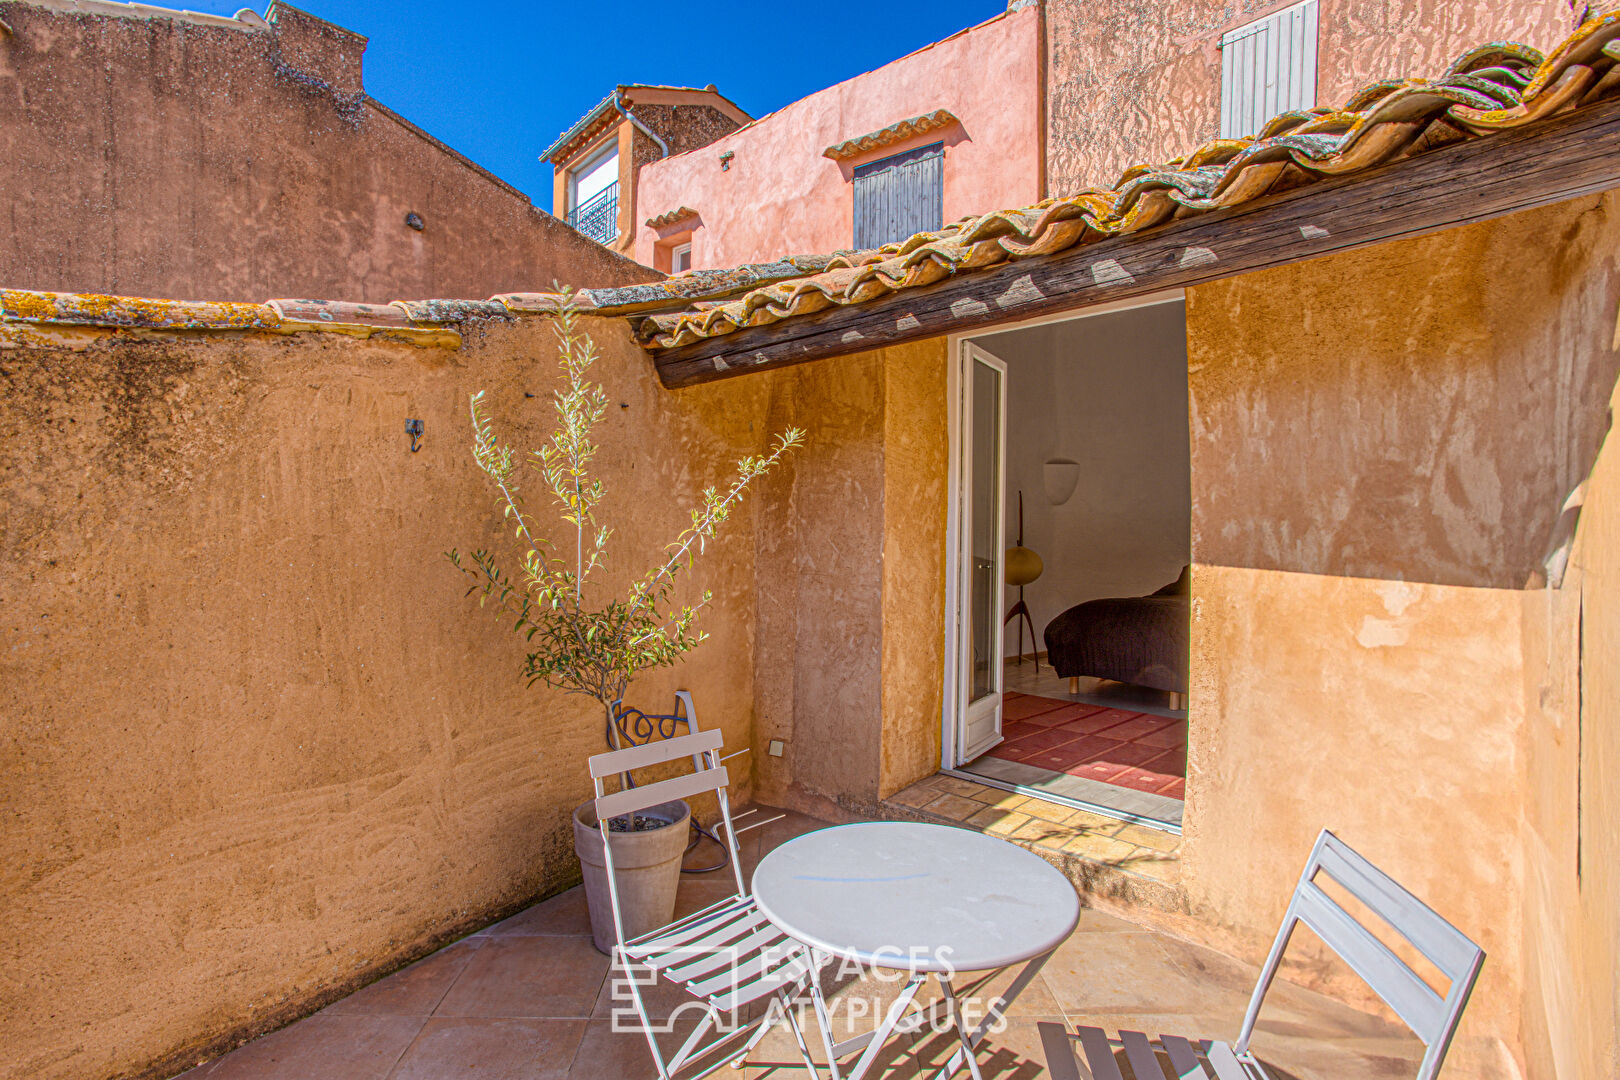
[448,293,802,953]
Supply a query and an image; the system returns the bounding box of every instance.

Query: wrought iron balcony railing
[568,182,619,246]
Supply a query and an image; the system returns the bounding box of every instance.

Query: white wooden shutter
[1220,0,1319,139]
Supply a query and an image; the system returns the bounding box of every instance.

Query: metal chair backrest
[1234,830,1485,1079]
[588,725,748,950]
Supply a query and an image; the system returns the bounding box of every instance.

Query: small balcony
[567,182,619,246]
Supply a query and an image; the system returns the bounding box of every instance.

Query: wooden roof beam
[650,94,1620,388]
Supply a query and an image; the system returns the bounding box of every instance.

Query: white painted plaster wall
[976,302,1192,655]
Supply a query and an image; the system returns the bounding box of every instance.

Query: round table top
[751,821,1080,973]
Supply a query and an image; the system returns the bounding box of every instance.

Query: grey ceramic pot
[573,798,691,955]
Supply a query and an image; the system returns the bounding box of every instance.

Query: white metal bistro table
[752,821,1080,1080]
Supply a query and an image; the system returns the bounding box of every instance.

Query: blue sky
[182,1,1004,213]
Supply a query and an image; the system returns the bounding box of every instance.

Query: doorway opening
[943,294,1191,830]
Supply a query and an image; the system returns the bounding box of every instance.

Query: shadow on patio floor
[178,806,1491,1080]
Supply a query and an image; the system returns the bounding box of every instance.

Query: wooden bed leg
[1168,692,1184,711]
[1068,677,1079,695]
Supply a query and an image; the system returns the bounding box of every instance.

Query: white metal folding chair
[1039,829,1486,1080]
[590,729,823,1079]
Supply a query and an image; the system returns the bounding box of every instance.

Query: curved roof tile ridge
[631,14,1620,350]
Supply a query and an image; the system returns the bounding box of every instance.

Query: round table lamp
[1005,546,1043,587]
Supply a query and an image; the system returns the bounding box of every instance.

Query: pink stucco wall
[632,6,1041,270]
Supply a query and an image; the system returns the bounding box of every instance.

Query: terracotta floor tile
[1000,719,1041,741]
[1158,778,1186,799]
[1067,708,1142,734]
[434,935,608,1019]
[478,888,592,937]
[1002,695,1070,721]
[925,793,985,821]
[1106,766,1181,794]
[388,1018,585,1080]
[202,1013,425,1080]
[1095,716,1177,742]
[1006,728,1080,753]
[1055,734,1125,762]
[1065,760,1129,783]
[968,807,1033,837]
[1146,747,1187,775]
[1020,747,1088,772]
[326,938,484,1017]
[1017,798,1075,825]
[1087,741,1170,769]
[1134,720,1190,750]
[570,1014,747,1079]
[906,1015,1064,1078]
[1022,703,1103,726]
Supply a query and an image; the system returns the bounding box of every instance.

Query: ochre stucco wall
[747,339,949,815]
[0,2,652,303]
[631,7,1041,270]
[879,342,950,799]
[1044,0,1578,195]
[1184,192,1620,1077]
[831,194,1620,1078]
[0,316,768,1080]
[1519,370,1620,1080]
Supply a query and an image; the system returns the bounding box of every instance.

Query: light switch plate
[767,739,785,757]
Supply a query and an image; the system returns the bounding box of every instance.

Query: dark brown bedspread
[1043,593,1189,694]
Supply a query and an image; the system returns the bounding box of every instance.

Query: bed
[1042,567,1189,697]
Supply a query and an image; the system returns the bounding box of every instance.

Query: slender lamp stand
[1004,492,1044,671]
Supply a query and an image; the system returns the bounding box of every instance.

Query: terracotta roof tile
[823,109,961,160]
[630,15,1620,350]
[646,206,699,228]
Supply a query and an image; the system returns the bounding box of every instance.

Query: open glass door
[956,343,1007,762]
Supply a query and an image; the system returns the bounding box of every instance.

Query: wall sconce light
[405,418,424,452]
[1043,458,1080,505]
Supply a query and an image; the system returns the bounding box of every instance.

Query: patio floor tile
[386,1018,586,1080]
[185,803,1465,1080]
[325,938,484,1018]
[433,935,608,1019]
[476,888,592,937]
[198,1013,425,1080]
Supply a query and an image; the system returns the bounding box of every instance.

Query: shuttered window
[852,142,944,250]
[1220,0,1319,139]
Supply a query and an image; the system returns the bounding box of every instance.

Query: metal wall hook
[405,418,423,452]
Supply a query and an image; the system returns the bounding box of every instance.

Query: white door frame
[939,289,1186,770]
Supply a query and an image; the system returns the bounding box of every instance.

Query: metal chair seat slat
[1158,1034,1210,1078]
[1120,1029,1169,1079]
[1076,1026,1126,1080]
[664,920,795,986]
[1037,1022,1085,1080]
[680,927,803,998]
[622,893,745,952]
[623,896,763,960]
[709,952,818,1013]
[1204,1040,1252,1080]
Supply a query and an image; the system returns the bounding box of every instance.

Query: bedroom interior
[950,296,1193,828]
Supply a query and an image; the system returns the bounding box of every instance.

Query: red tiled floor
[1002,694,1071,721]
[1009,727,1082,753]
[993,693,1186,800]
[1001,719,1042,741]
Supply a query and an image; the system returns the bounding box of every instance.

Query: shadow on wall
[1184,198,1620,592]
